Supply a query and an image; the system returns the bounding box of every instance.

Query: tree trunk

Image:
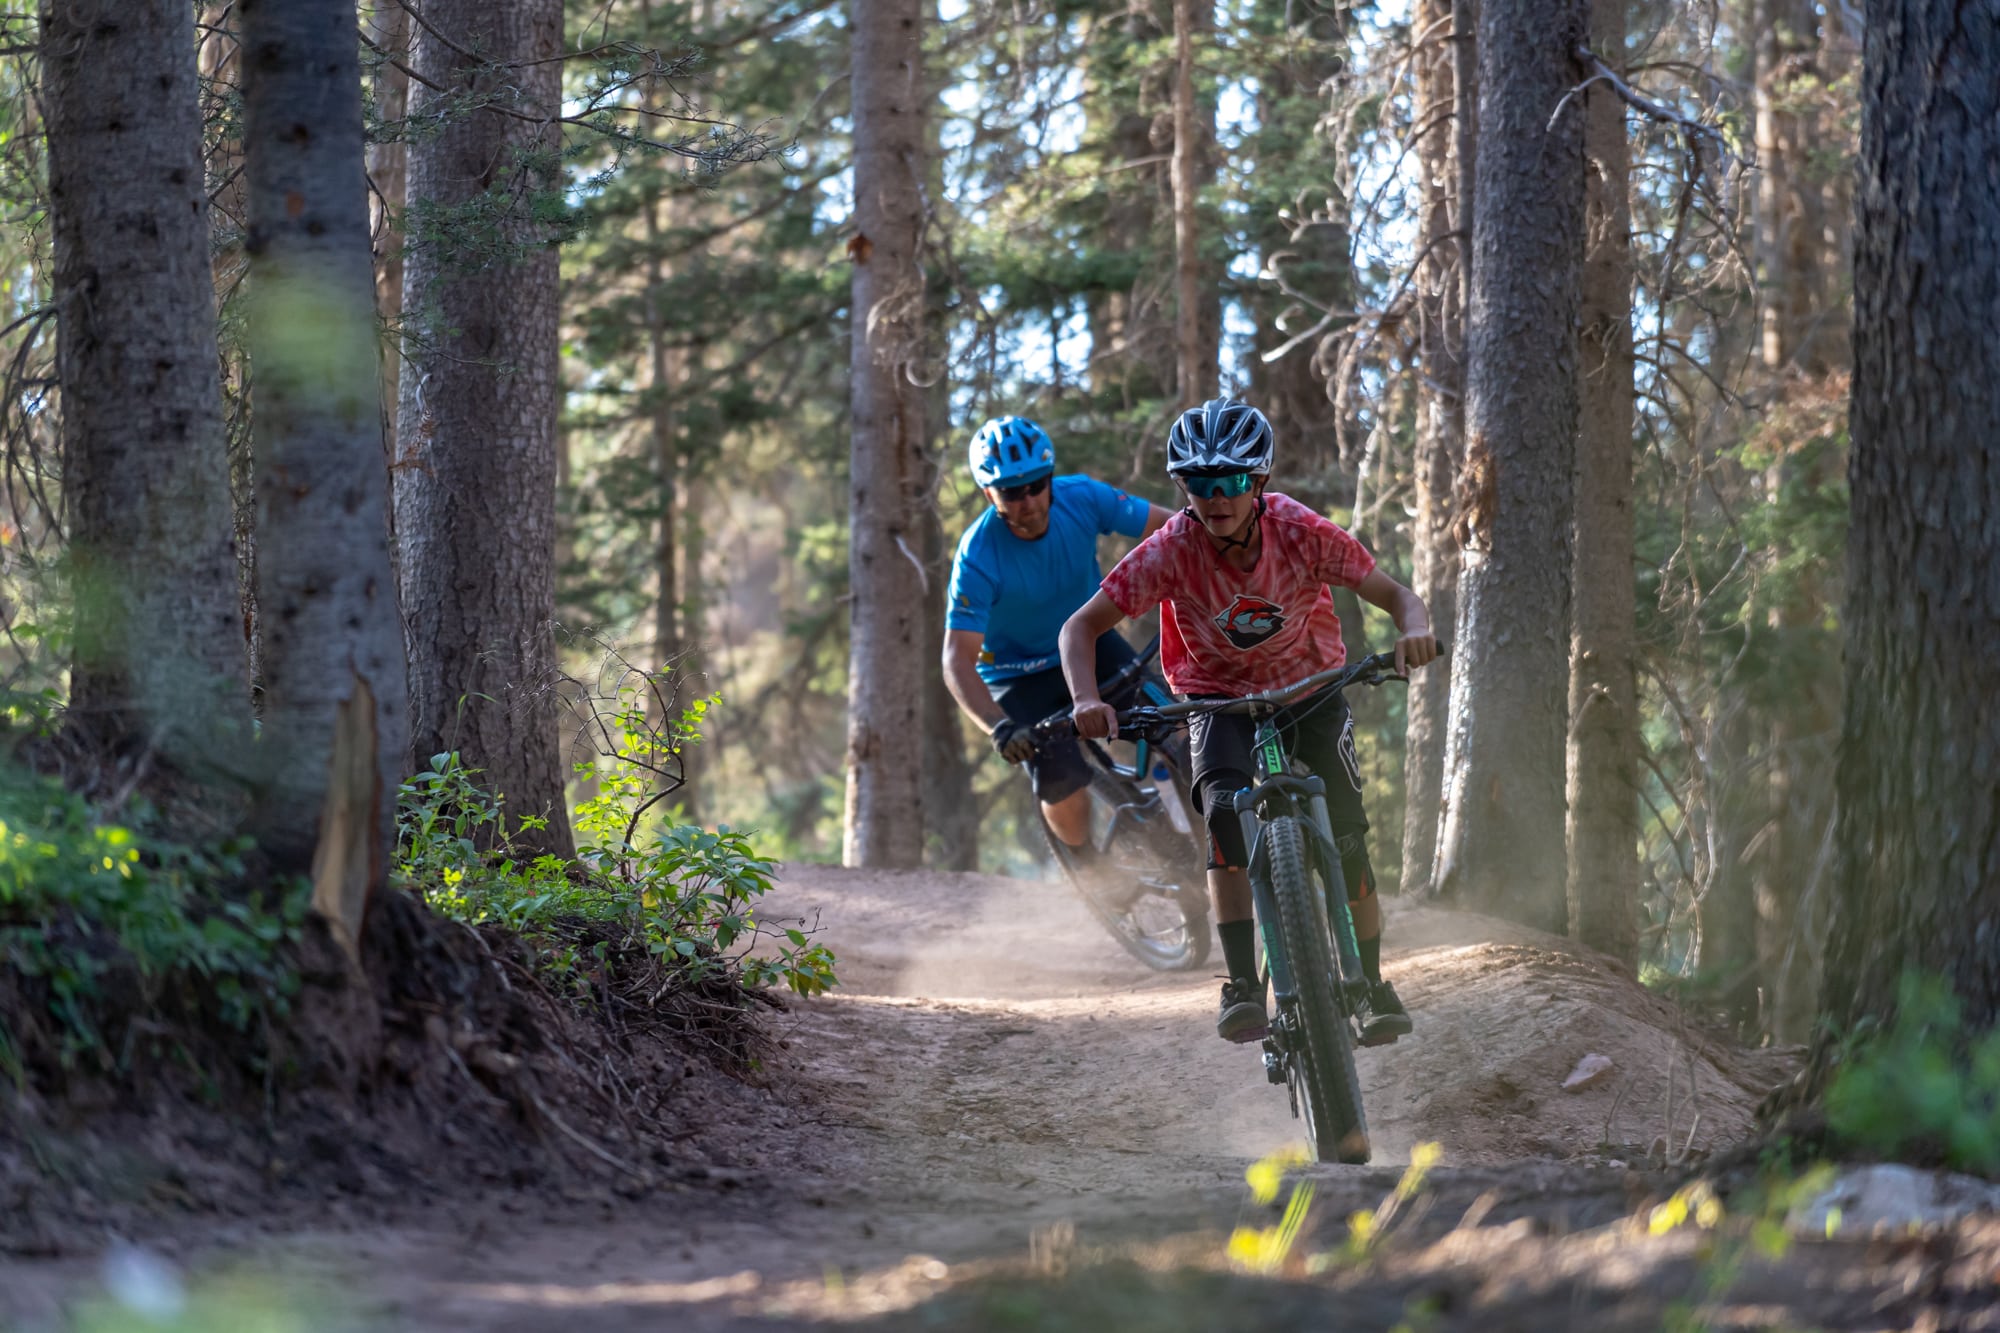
[678,467,709,815]
[922,494,979,871]
[368,0,411,464]
[394,0,574,857]
[1752,0,1823,375]
[1247,0,1346,477]
[44,0,246,761]
[642,186,693,808]
[238,0,411,907]
[1563,0,1639,967]
[1169,0,1217,407]
[1819,0,2000,1040]
[843,0,928,869]
[1081,6,1172,406]
[1432,0,1585,934]
[1401,0,1466,898]
[1750,0,1837,1040]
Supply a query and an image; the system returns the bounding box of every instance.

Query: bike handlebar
[1032,643,1448,743]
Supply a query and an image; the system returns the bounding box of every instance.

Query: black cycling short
[1187,689,1377,900]
[988,630,1138,804]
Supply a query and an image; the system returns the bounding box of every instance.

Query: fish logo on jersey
[1213,594,1287,649]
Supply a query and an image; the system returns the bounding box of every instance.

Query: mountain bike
[1067,650,1422,1163]
[1026,639,1212,972]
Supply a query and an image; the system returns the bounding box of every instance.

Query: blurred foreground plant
[1824,972,2000,1176]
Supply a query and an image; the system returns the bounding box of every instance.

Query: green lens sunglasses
[1181,472,1256,499]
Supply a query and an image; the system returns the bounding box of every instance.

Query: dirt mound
[753,867,1796,1169]
[0,890,798,1257]
[1368,906,1799,1164]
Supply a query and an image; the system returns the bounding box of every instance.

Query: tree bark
[394,0,574,857]
[43,0,246,761]
[843,0,929,869]
[1401,0,1466,898]
[1432,0,1586,934]
[1819,0,2000,1039]
[643,189,692,810]
[238,0,411,893]
[1563,0,1638,967]
[1169,0,1217,407]
[368,0,411,464]
[1752,0,1823,375]
[921,492,979,871]
[1749,0,1837,1040]
[1247,0,1347,477]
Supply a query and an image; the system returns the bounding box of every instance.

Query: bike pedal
[1357,1031,1400,1048]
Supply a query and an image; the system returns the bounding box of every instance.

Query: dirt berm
[15,864,1993,1332]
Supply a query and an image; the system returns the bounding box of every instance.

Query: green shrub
[395,741,835,1000]
[1824,972,2000,1176]
[0,766,304,1082]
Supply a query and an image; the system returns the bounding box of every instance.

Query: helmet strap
[1184,495,1265,551]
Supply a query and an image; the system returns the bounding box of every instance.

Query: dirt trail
[2,865,1801,1330]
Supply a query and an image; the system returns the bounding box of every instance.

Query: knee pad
[1334,831,1376,902]
[1200,774,1250,869]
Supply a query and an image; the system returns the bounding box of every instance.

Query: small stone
[1789,1165,2000,1238]
[1561,1053,1614,1092]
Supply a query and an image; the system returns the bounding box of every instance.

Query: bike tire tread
[1265,816,1369,1164]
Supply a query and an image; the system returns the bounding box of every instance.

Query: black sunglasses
[994,476,1051,502]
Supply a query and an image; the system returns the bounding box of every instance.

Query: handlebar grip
[1031,715,1077,743]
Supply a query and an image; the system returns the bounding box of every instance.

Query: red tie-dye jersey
[1099,492,1376,696]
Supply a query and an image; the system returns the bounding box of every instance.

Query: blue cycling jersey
[947,474,1150,681]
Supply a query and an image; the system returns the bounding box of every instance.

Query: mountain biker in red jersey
[1058,398,1439,1045]
[942,417,1175,869]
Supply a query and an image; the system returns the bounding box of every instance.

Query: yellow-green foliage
[397,742,835,1000]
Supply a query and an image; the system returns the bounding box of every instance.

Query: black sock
[1219,920,1258,984]
[1359,934,1382,984]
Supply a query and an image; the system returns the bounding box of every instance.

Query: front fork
[1309,789,1368,1007]
[1235,787,1368,1095]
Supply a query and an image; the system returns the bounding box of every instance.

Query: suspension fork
[1310,788,1367,1004]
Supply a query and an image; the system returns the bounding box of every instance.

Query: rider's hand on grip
[989,718,1037,764]
[1072,699,1119,741]
[1394,629,1443,677]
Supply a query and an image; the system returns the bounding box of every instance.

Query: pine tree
[1820,0,2000,1037]
[843,0,930,868]
[1432,0,1587,933]
[42,0,245,761]
[394,0,574,856]
[239,0,411,939]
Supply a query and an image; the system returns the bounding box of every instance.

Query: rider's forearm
[1389,587,1432,637]
[942,643,1005,730]
[1060,607,1108,704]
[1062,592,1128,710]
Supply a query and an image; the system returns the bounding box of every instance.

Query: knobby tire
[1264,815,1369,1164]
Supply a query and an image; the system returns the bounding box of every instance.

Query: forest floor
[4,864,1998,1330]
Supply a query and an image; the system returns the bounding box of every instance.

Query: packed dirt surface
[11,864,1997,1331]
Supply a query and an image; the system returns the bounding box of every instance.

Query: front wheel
[1263,815,1369,1163]
[1045,767,1211,972]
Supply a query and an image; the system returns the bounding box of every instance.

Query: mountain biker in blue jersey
[943,416,1175,865]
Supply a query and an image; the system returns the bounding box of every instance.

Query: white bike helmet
[1166,398,1275,476]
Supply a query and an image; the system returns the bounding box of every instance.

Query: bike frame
[1230,715,1368,1014]
[1087,651,1405,1016]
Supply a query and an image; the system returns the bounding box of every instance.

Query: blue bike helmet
[968,416,1056,489]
